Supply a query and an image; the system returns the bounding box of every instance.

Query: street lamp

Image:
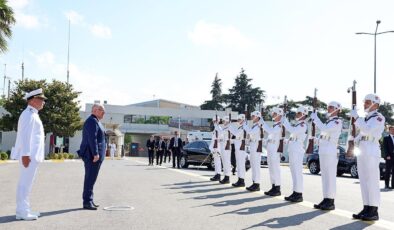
[356,20,394,93]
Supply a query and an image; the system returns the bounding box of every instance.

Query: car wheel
[180,155,189,168]
[309,161,320,174]
[207,157,215,170]
[350,164,358,178]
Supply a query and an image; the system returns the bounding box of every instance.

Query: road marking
[132,158,394,230]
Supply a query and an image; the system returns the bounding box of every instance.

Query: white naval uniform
[218,125,231,177]
[355,111,385,207]
[12,105,45,216]
[313,116,343,199]
[243,122,262,183]
[261,121,282,186]
[209,127,222,175]
[229,124,246,179]
[109,143,117,159]
[282,118,307,193]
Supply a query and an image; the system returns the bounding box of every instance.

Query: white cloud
[188,20,256,49]
[15,12,40,29]
[64,10,84,25]
[90,24,112,39]
[8,0,30,10]
[29,51,55,66]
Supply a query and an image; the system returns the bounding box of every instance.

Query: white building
[0,99,238,157]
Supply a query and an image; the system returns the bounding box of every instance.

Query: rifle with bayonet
[346,80,357,158]
[306,89,317,154]
[225,112,232,150]
[277,96,287,153]
[240,104,248,151]
[257,103,264,153]
[213,113,218,149]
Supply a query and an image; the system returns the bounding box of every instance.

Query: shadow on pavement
[161,181,211,187]
[329,221,371,230]
[245,210,323,229]
[181,186,235,194]
[189,191,248,201]
[0,208,83,224]
[197,195,270,208]
[213,201,292,217]
[166,183,222,190]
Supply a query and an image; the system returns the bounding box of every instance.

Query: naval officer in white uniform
[12,88,47,221]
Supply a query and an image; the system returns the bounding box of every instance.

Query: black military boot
[284,191,296,201]
[270,186,281,196]
[210,174,221,181]
[289,192,303,203]
[219,176,230,184]
[314,198,328,209]
[264,184,275,196]
[232,178,245,187]
[320,198,335,211]
[352,205,369,219]
[362,206,379,221]
[247,183,260,192]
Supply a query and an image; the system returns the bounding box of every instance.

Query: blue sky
[1,0,394,110]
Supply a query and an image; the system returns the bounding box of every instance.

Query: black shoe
[264,184,275,196]
[219,176,230,184]
[314,198,327,209]
[353,205,369,219]
[270,186,281,196]
[92,202,100,208]
[210,174,221,181]
[320,198,335,210]
[385,185,390,189]
[289,192,303,203]
[246,183,260,192]
[284,192,296,201]
[232,178,245,187]
[361,206,379,221]
[83,204,97,210]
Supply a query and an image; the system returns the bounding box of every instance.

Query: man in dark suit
[78,104,106,210]
[383,126,394,189]
[155,136,165,165]
[163,139,171,163]
[146,136,155,166]
[169,131,183,168]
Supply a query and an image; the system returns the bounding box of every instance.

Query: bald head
[92,103,105,120]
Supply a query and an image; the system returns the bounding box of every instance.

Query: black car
[306,146,385,179]
[180,140,250,171]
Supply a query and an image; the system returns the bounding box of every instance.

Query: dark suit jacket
[169,137,183,151]
[78,115,106,161]
[146,139,155,151]
[383,135,394,159]
[155,140,166,152]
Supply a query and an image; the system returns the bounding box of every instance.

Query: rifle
[213,113,218,149]
[240,104,248,151]
[277,96,287,153]
[225,113,232,150]
[346,80,357,158]
[306,89,317,154]
[257,103,264,153]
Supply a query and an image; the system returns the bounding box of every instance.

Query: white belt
[319,134,331,141]
[235,137,243,140]
[267,139,277,144]
[219,139,225,142]
[360,136,378,143]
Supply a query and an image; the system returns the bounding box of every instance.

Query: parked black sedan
[306,146,385,179]
[180,140,250,171]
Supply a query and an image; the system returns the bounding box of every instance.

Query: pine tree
[201,73,224,110]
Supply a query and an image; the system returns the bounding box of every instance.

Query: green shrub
[0,152,8,160]
[62,153,69,159]
[54,153,60,159]
[68,154,75,159]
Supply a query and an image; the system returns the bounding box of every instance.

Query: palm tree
[0,0,15,53]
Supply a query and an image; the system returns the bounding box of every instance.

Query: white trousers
[319,154,338,199]
[357,153,380,207]
[110,150,115,159]
[213,153,222,175]
[235,149,246,179]
[289,150,304,193]
[267,144,281,186]
[249,143,261,183]
[220,144,231,176]
[16,161,39,216]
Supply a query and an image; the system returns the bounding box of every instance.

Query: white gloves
[350,108,359,119]
[310,112,318,121]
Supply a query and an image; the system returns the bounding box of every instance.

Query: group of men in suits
[383,126,394,189]
[146,131,183,168]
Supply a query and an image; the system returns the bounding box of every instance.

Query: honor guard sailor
[311,101,343,210]
[229,114,247,187]
[351,94,385,221]
[282,106,308,202]
[210,117,222,181]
